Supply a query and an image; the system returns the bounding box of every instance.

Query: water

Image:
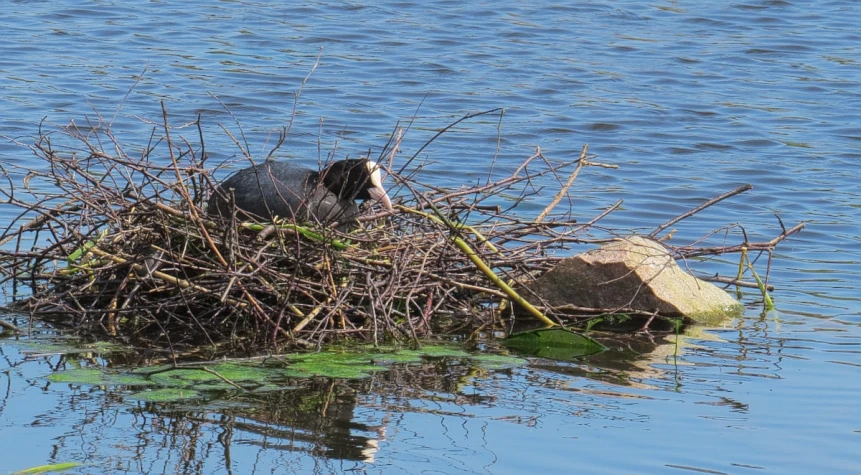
[1,1,860,473]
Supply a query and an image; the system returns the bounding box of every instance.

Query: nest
[0,107,804,354]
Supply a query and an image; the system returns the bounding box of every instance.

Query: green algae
[8,338,127,357]
[108,373,156,386]
[285,351,389,379]
[48,367,156,387]
[130,388,202,402]
[148,364,270,388]
[48,368,104,385]
[503,327,606,361]
[282,344,528,379]
[367,345,527,368]
[41,342,531,402]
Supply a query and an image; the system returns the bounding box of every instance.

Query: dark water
[1,1,860,474]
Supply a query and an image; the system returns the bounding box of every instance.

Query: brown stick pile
[0,109,803,354]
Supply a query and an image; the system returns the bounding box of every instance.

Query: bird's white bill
[368,186,393,211]
[366,160,393,211]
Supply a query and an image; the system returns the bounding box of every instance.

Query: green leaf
[503,328,605,360]
[129,388,202,402]
[48,368,157,387]
[367,350,425,364]
[148,364,269,388]
[366,344,474,360]
[13,339,127,357]
[406,346,472,358]
[284,352,388,379]
[66,229,108,264]
[14,462,84,474]
[366,345,526,369]
[48,368,105,385]
[105,373,157,387]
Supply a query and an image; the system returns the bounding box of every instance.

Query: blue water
[1,1,860,474]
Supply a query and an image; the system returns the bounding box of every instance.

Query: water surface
[1,1,860,474]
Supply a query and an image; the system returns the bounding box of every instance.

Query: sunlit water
[1,1,860,474]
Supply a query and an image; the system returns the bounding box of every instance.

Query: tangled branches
[0,107,803,355]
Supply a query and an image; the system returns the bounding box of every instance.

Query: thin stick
[0,319,21,333]
[87,247,244,306]
[535,144,588,222]
[160,101,228,268]
[700,274,775,291]
[650,184,753,238]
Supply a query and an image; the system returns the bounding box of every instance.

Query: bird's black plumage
[208,159,392,229]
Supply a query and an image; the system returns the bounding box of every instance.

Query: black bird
[208,158,393,228]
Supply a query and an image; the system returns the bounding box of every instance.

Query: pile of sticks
[0,108,803,354]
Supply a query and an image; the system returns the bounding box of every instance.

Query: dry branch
[0,109,803,354]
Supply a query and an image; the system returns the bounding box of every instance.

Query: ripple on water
[1,1,860,473]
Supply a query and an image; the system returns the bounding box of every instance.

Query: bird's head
[320,159,393,211]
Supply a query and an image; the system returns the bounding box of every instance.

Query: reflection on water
[141,382,388,465]
[0,320,810,474]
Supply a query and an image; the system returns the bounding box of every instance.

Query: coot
[208,159,393,228]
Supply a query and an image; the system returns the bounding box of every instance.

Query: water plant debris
[0,105,804,355]
[40,343,528,402]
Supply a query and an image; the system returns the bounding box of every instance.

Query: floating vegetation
[282,351,390,379]
[47,368,107,385]
[8,338,129,358]
[12,462,85,475]
[130,388,203,403]
[503,327,606,360]
[41,342,529,401]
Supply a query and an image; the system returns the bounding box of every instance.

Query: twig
[650,184,753,238]
[535,144,588,222]
[0,319,21,333]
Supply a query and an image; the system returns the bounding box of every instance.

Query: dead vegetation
[0,104,804,355]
